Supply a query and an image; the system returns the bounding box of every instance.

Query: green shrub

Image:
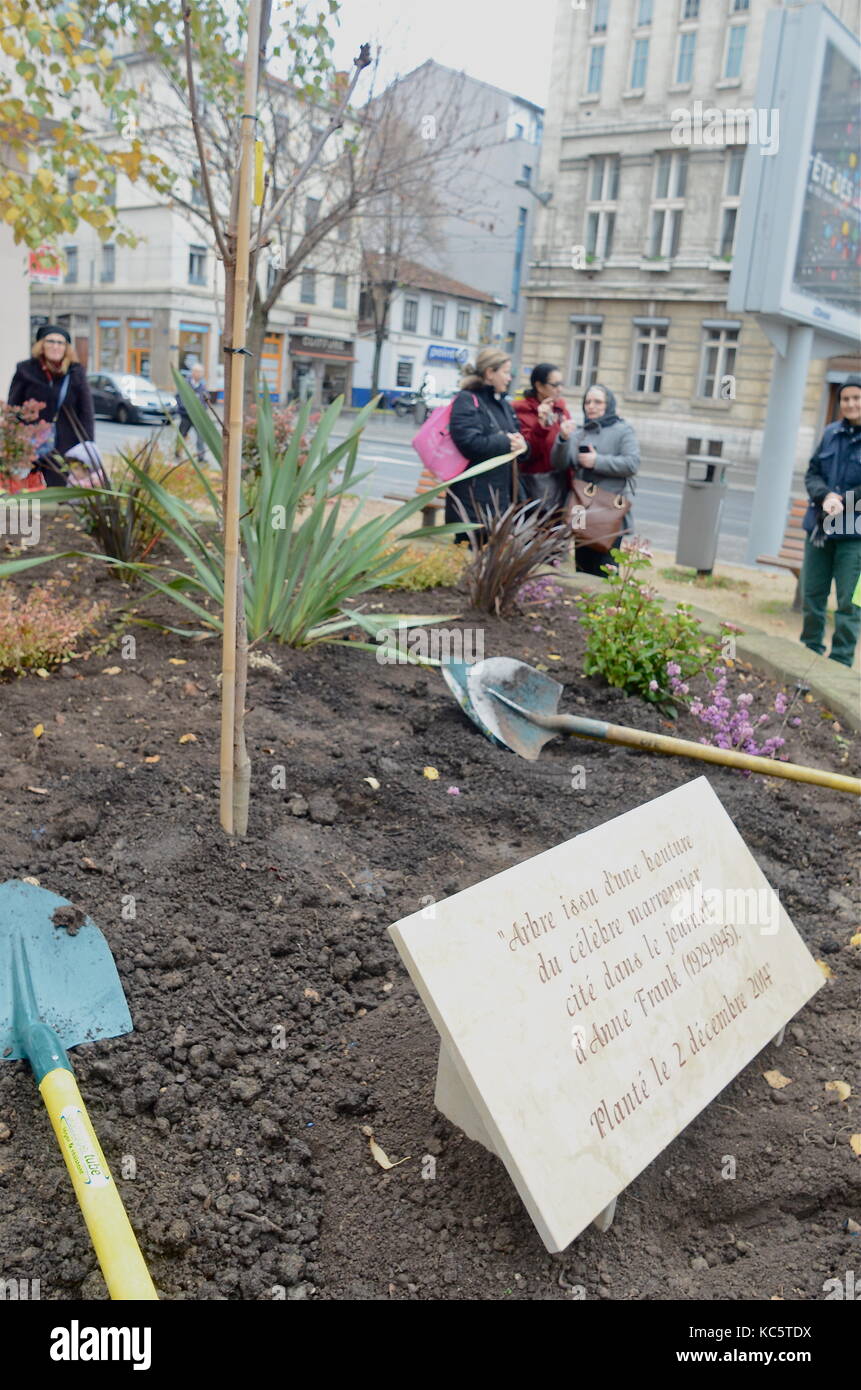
[576,539,722,708]
[379,543,467,591]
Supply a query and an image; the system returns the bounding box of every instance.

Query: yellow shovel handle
[39,1067,158,1300]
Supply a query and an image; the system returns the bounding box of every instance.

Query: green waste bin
[675,455,729,574]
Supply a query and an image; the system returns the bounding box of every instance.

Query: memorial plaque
[389,779,824,1252]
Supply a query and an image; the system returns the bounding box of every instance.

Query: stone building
[522,0,861,479]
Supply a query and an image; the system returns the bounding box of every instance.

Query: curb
[555,568,860,732]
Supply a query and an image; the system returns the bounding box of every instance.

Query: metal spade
[0,879,157,1299]
[456,657,861,796]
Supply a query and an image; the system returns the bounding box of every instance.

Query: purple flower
[648,679,659,692]
[666,661,681,678]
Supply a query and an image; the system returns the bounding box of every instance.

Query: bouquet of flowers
[0,398,50,493]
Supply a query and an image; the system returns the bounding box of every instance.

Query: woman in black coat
[445,348,528,538]
[8,324,95,486]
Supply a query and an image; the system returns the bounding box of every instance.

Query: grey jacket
[550,417,640,497]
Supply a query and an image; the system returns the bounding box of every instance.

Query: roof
[363,252,500,305]
[394,59,544,117]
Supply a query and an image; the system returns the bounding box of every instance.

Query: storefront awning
[292,351,356,363]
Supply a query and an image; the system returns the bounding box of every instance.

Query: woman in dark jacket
[551,381,640,575]
[513,362,572,513]
[445,348,528,538]
[7,324,95,487]
[800,376,861,667]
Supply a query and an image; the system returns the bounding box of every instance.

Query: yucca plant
[452,490,572,616]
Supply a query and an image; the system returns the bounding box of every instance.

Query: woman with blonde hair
[7,323,95,486]
[445,347,528,537]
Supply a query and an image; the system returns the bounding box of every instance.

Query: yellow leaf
[178,733,197,744]
[35,668,49,679]
[33,723,44,738]
[825,1080,851,1102]
[365,1131,409,1171]
[168,658,187,665]
[850,933,861,949]
[363,776,380,790]
[816,959,835,980]
[26,786,48,795]
[143,755,160,764]
[547,653,562,661]
[422,766,439,780]
[763,1069,792,1090]
[101,666,121,675]
[850,1135,861,1159]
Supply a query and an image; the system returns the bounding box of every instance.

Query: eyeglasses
[42,338,67,346]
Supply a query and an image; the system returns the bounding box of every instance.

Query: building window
[300,268,316,304]
[718,147,744,258]
[569,321,602,390]
[718,207,737,259]
[586,45,604,95]
[104,179,117,208]
[100,243,115,283]
[337,218,351,242]
[630,37,649,89]
[456,305,471,341]
[305,196,321,232]
[521,164,532,184]
[637,0,653,23]
[586,155,619,261]
[430,302,445,336]
[592,0,610,33]
[191,165,205,206]
[590,155,620,202]
[681,0,699,18]
[725,145,745,198]
[698,326,738,398]
[505,331,516,356]
[402,297,418,331]
[479,309,493,341]
[396,358,413,388]
[676,31,696,84]
[266,261,279,292]
[513,122,524,140]
[724,24,746,79]
[511,206,527,313]
[731,0,749,11]
[586,210,615,259]
[649,151,687,257]
[64,245,78,284]
[332,274,348,309]
[188,245,206,285]
[631,324,668,394]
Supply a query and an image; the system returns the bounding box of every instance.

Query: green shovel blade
[0,880,132,1066]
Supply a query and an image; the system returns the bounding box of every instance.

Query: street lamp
[514,177,552,206]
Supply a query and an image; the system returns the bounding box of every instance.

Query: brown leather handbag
[564,478,631,552]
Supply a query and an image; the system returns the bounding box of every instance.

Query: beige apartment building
[523,0,860,478]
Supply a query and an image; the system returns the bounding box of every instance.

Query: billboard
[727,4,861,346]
[28,245,63,285]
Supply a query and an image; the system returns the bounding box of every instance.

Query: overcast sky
[329,0,551,109]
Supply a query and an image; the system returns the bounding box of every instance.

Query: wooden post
[220,0,261,835]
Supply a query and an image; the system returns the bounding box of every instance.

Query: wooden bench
[756,496,807,610]
[385,467,446,529]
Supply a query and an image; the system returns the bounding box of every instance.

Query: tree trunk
[245,286,267,408]
[371,331,384,396]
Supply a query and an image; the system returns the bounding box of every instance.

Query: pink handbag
[412,394,478,481]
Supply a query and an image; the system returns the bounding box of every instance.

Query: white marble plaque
[389,778,824,1252]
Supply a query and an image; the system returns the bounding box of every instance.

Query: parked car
[87,372,177,425]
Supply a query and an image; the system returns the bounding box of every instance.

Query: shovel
[0,879,158,1300]
[450,657,861,796]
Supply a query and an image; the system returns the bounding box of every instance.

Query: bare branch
[182,2,229,264]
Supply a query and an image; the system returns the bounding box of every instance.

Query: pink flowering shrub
[0,585,105,677]
[242,402,319,475]
[576,538,723,707]
[0,398,52,484]
[667,661,794,760]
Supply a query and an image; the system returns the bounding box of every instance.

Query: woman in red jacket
[514,363,573,512]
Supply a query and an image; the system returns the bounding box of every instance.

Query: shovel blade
[441,661,505,747]
[0,880,132,1063]
[466,657,565,761]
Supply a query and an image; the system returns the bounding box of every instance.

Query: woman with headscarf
[445,347,528,540]
[513,362,572,514]
[7,324,95,487]
[800,376,861,667]
[551,381,640,575]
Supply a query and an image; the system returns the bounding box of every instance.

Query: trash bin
[675,455,729,574]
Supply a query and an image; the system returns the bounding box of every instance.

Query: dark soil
[0,513,859,1301]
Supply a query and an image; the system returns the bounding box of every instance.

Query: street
[93,412,777,567]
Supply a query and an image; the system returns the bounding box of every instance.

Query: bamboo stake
[220,0,262,835]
